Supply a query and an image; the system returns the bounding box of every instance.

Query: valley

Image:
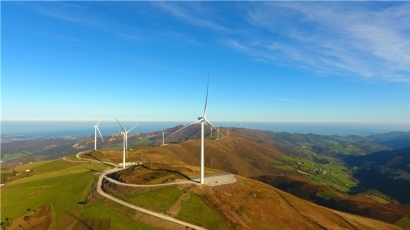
[1,127,410,229]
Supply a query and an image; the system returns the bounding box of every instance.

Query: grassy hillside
[253,175,410,225]
[3,127,410,229]
[196,176,401,230]
[1,160,167,229]
[2,152,405,230]
[77,135,409,225]
[98,157,402,230]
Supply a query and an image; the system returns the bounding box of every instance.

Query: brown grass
[7,203,53,230]
[102,154,401,229]
[254,175,410,224]
[195,176,401,230]
[88,137,405,229]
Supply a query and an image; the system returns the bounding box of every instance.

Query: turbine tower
[115,118,138,169]
[165,77,227,184]
[161,131,168,146]
[94,121,104,150]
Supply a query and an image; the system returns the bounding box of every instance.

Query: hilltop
[2,125,410,229]
[1,153,403,230]
[103,164,401,230]
[84,137,410,226]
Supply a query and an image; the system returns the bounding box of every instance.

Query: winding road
[96,168,207,230]
[65,151,239,230]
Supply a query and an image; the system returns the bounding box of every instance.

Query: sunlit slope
[195,176,401,230]
[0,160,163,230]
[254,174,410,225]
[122,136,285,178]
[103,163,401,230]
[2,153,403,230]
[99,157,401,230]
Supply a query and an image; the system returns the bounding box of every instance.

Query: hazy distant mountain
[364,131,410,149]
[3,126,410,228]
[1,137,83,167]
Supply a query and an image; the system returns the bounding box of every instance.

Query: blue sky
[2,2,410,126]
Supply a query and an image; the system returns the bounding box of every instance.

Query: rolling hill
[2,125,410,229]
[0,153,403,230]
[82,133,410,227]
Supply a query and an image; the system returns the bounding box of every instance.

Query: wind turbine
[161,131,169,146]
[115,118,138,169]
[165,78,229,184]
[94,121,104,150]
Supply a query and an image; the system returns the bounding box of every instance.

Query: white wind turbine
[94,121,104,150]
[161,131,169,146]
[165,78,229,184]
[115,118,138,169]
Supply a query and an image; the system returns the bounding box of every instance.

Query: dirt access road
[96,168,207,230]
[71,152,237,229]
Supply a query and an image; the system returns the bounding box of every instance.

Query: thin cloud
[28,2,410,83]
[32,2,103,29]
[152,2,232,33]
[235,2,410,82]
[276,98,307,104]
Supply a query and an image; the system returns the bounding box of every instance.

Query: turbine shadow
[79,165,106,174]
[140,164,193,182]
[83,151,116,167]
[65,212,93,230]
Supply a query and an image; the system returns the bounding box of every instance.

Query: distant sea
[1,121,410,138]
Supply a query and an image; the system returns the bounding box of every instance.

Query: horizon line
[2,120,410,125]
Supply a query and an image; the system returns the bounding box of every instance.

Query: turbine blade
[203,77,209,118]
[127,124,138,133]
[204,119,235,146]
[97,127,104,142]
[115,117,126,132]
[165,120,201,141]
[96,121,100,126]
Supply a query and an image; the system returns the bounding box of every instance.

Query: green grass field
[1,160,108,226]
[370,195,391,204]
[281,155,357,192]
[78,198,162,230]
[396,217,410,230]
[178,192,230,230]
[107,182,230,230]
[2,151,33,161]
[1,159,170,229]
[1,168,11,173]
[65,154,80,161]
[116,186,185,212]
[2,158,230,229]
